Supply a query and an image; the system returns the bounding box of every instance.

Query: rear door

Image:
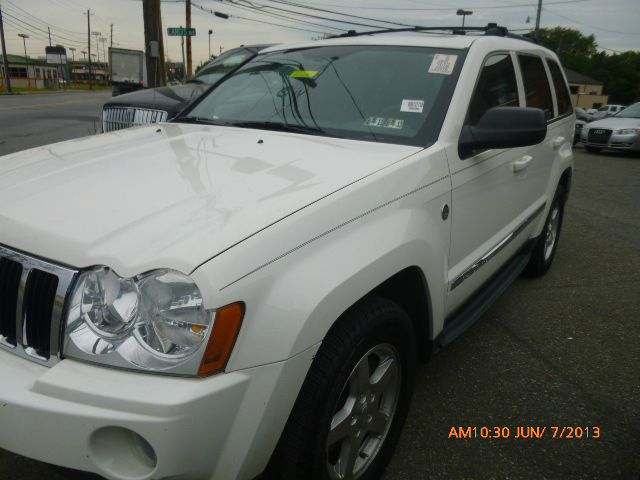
[512,54,562,214]
[544,57,575,189]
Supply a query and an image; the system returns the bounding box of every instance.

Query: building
[70,62,109,84]
[564,67,608,109]
[0,54,61,90]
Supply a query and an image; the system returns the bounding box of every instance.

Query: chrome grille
[102,106,169,133]
[587,128,612,145]
[0,244,77,365]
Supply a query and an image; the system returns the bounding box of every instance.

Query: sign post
[167,27,195,82]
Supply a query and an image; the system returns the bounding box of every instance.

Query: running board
[436,241,535,348]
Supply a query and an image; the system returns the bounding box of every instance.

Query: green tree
[537,27,640,105]
[536,27,597,72]
[589,51,640,104]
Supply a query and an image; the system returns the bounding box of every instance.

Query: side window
[517,55,553,119]
[546,59,572,116]
[466,54,519,126]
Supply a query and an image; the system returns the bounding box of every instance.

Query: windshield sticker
[290,70,319,79]
[400,99,424,113]
[364,117,404,130]
[428,54,458,75]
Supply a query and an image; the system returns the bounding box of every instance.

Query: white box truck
[109,47,147,96]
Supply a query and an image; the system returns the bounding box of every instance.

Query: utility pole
[534,0,543,35]
[47,26,52,46]
[18,33,31,89]
[86,9,92,91]
[110,23,113,48]
[208,29,212,59]
[100,37,107,74]
[92,31,101,65]
[0,5,11,93]
[185,0,192,78]
[142,0,166,87]
[181,28,186,82]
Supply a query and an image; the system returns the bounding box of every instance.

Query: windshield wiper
[174,116,225,125]
[186,78,204,84]
[226,121,327,136]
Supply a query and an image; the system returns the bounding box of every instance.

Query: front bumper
[581,131,640,151]
[0,346,317,480]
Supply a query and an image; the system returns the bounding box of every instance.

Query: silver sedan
[581,102,640,153]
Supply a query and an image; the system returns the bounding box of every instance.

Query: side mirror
[459,107,547,158]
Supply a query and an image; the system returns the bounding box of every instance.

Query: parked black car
[101,45,272,132]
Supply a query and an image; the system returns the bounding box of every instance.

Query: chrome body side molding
[450,202,546,291]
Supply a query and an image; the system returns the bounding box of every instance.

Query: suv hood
[0,123,420,277]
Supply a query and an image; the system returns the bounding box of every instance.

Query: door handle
[552,136,565,149]
[512,155,533,172]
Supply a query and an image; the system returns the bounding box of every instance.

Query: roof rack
[331,23,538,44]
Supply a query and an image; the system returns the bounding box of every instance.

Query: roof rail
[331,23,538,44]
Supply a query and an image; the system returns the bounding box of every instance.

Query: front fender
[192,147,452,371]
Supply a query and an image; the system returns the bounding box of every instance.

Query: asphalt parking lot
[0,90,110,155]
[0,91,638,480]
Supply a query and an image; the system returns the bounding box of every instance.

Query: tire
[524,185,565,277]
[267,295,416,480]
[585,146,601,153]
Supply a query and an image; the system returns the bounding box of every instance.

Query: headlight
[64,267,244,376]
[615,128,640,135]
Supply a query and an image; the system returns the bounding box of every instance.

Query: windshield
[615,102,640,118]
[192,49,254,85]
[181,45,464,146]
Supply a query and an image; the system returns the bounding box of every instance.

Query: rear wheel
[524,185,565,277]
[585,146,601,153]
[268,296,416,480]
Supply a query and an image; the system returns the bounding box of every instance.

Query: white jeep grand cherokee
[0,27,573,480]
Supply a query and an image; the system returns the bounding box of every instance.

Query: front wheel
[524,185,565,277]
[268,296,416,480]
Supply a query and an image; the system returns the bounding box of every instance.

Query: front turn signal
[199,302,245,376]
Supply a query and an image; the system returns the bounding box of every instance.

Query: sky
[1,0,639,67]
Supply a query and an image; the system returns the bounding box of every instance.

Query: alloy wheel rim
[326,344,401,480]
[544,205,560,261]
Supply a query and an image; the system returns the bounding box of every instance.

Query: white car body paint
[0,33,573,480]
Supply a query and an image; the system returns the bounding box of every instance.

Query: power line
[3,15,84,47]
[2,10,86,46]
[226,0,416,28]
[192,1,333,35]
[5,0,85,35]
[207,0,348,32]
[2,17,57,49]
[543,7,640,35]
[267,0,589,10]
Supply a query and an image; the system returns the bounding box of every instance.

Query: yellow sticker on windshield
[290,70,319,79]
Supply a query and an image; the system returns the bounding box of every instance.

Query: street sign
[167,27,196,37]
